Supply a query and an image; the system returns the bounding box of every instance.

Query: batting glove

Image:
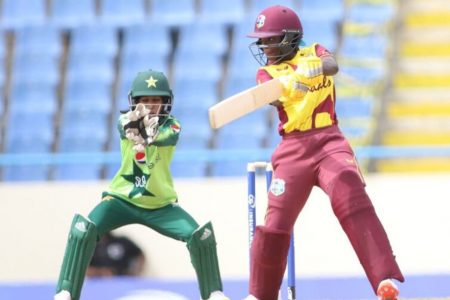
[279,74,310,99]
[296,56,323,78]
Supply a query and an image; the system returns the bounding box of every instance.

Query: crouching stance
[54,70,228,300]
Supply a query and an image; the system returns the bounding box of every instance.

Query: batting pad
[187,221,223,300]
[56,214,97,300]
[250,226,291,300]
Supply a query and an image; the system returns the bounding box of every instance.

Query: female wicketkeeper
[54,70,229,300]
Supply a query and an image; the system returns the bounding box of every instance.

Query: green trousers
[89,197,199,241]
[56,198,223,300]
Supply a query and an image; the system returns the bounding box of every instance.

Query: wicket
[247,161,296,300]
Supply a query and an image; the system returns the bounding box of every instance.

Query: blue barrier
[0,146,450,166]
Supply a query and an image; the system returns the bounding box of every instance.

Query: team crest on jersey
[135,151,146,164]
[256,14,266,28]
[270,178,285,196]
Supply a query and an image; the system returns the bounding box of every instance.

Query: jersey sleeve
[151,116,181,147]
[256,68,273,84]
[117,114,128,140]
[314,44,333,57]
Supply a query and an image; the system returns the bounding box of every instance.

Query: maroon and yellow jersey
[256,43,337,135]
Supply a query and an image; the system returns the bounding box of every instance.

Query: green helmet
[128,70,173,116]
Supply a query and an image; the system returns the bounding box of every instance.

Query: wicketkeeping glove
[123,103,151,131]
[132,142,146,153]
[126,129,145,144]
[126,126,147,152]
[122,103,155,151]
[139,115,159,145]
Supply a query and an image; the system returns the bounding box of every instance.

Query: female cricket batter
[54,70,229,300]
[243,5,404,300]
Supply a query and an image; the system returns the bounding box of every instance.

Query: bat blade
[208,78,283,129]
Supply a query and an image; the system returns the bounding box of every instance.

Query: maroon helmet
[247,5,303,65]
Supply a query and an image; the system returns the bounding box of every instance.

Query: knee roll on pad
[56,214,98,300]
[187,221,223,300]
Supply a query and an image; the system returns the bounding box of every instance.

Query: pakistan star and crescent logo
[122,161,155,198]
[145,76,158,88]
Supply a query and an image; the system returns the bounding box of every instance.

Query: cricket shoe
[242,293,281,300]
[54,290,71,300]
[377,279,399,300]
[206,290,230,300]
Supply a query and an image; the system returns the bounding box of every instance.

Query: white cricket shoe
[54,290,71,300]
[377,279,399,300]
[206,290,230,300]
[242,292,282,300]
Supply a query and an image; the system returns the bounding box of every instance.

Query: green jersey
[103,114,181,209]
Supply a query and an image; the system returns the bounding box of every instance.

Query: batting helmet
[248,5,303,65]
[128,70,173,117]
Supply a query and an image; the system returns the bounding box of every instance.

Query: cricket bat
[208,78,283,129]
